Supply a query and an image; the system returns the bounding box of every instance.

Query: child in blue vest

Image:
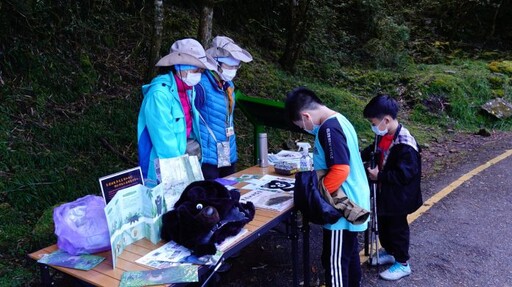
[285,87,370,287]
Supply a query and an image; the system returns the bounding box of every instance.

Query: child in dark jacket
[361,94,423,281]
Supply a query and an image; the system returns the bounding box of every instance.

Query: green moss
[78,52,98,94]
[492,89,505,97]
[488,75,505,87]
[32,205,58,245]
[479,51,501,60]
[488,61,512,75]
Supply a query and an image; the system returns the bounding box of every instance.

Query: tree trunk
[279,0,312,73]
[489,0,505,38]
[198,4,214,47]
[145,0,164,82]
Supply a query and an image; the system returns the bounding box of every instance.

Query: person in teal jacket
[195,36,253,179]
[137,38,217,186]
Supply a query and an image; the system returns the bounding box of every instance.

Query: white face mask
[220,68,237,82]
[182,72,202,86]
[371,118,388,136]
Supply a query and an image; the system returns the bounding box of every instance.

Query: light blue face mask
[302,116,320,135]
[371,118,388,136]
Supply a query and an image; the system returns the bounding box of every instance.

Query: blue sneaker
[370,249,395,266]
[379,262,411,280]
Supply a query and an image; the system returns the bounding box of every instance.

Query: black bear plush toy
[161,180,255,256]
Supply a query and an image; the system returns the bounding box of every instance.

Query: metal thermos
[258,133,269,167]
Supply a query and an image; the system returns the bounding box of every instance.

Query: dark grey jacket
[362,125,423,215]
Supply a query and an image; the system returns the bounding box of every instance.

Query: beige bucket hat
[206,36,253,63]
[155,38,217,70]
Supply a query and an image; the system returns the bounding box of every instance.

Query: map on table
[37,249,104,271]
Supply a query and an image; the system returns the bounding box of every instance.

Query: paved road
[219,138,512,286]
[362,148,512,286]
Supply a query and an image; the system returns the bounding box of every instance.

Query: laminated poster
[119,265,198,287]
[37,250,105,271]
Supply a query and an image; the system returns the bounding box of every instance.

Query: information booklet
[239,174,295,212]
[135,229,247,269]
[104,183,167,268]
[155,155,204,209]
[98,167,144,204]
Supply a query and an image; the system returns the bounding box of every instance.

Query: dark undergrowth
[0,2,511,286]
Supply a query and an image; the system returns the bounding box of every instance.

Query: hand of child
[367,166,379,181]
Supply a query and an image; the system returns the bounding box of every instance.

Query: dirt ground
[217,130,512,287]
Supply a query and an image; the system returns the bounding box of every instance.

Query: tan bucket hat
[206,36,253,63]
[155,38,217,70]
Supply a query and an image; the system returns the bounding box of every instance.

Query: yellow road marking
[359,149,512,263]
[408,148,512,223]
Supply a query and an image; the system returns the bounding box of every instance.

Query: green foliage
[1,1,512,285]
[78,52,99,94]
[0,203,40,285]
[0,265,36,287]
[32,205,58,245]
[411,60,512,130]
[0,204,32,256]
[414,0,512,45]
[363,16,411,68]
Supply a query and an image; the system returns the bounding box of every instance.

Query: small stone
[476,128,491,137]
[481,98,512,119]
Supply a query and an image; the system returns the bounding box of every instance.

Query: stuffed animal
[161,180,255,256]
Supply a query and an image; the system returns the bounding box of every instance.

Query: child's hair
[363,94,399,119]
[285,87,323,122]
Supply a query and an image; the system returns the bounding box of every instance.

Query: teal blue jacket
[137,73,202,185]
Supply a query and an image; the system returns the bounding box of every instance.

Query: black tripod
[364,135,380,266]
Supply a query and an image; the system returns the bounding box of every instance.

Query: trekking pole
[368,135,380,266]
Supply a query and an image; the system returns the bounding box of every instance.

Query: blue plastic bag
[53,195,111,255]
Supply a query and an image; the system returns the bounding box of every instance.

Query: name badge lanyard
[199,112,231,167]
[224,85,235,137]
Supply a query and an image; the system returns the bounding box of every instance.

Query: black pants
[201,163,236,180]
[378,214,410,263]
[321,229,362,287]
